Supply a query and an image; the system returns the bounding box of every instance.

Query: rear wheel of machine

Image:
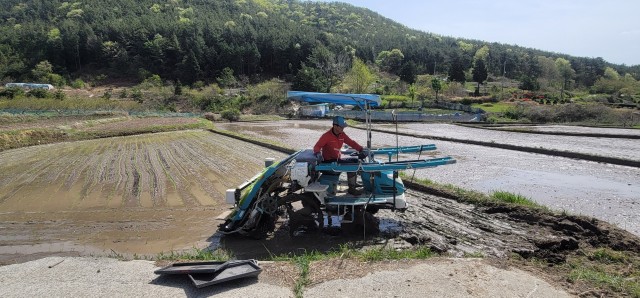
[341,208,380,236]
[365,205,380,214]
[247,214,275,240]
[288,193,324,236]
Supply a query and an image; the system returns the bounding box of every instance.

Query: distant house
[299,103,329,118]
[5,83,55,90]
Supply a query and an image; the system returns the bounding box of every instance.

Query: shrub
[503,104,527,120]
[0,87,25,99]
[101,90,112,100]
[47,73,66,87]
[27,88,49,98]
[174,82,182,95]
[220,108,240,122]
[523,106,554,123]
[141,74,162,89]
[131,89,143,103]
[203,112,217,122]
[71,78,86,89]
[193,81,205,90]
[54,90,65,100]
[247,79,287,99]
[119,89,129,99]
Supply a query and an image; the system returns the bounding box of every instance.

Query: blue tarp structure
[287,91,381,108]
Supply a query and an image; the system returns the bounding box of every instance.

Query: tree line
[1,0,639,94]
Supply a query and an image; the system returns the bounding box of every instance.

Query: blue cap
[332,116,347,127]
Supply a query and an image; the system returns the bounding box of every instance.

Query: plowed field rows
[0,130,287,263]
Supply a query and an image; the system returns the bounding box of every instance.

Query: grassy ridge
[0,115,213,151]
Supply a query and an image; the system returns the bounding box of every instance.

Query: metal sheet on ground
[154,260,251,275]
[189,261,262,288]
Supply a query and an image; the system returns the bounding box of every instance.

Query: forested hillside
[1,0,638,88]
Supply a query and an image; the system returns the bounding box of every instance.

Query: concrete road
[0,257,569,298]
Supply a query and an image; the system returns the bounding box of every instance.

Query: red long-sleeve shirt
[313,128,363,161]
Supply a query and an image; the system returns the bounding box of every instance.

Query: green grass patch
[290,253,318,297]
[472,102,513,113]
[270,244,436,297]
[590,248,631,264]
[490,191,544,208]
[0,113,40,123]
[401,173,550,211]
[270,249,336,298]
[516,245,640,297]
[0,97,143,112]
[155,248,233,261]
[381,95,411,102]
[358,245,434,261]
[238,114,287,121]
[568,264,640,297]
[0,128,69,151]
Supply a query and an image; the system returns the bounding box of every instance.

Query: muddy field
[490,124,640,136]
[0,130,287,264]
[376,123,640,161]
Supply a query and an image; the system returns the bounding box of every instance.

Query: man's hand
[357,151,368,160]
[314,152,323,162]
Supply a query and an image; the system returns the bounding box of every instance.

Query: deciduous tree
[376,49,404,74]
[555,58,575,101]
[344,57,374,93]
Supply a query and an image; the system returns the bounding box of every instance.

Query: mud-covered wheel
[365,205,380,214]
[247,214,275,240]
[341,208,379,235]
[288,193,324,236]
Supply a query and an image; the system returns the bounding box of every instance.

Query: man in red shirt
[313,116,364,195]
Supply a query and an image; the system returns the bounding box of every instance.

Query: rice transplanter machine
[219,91,456,238]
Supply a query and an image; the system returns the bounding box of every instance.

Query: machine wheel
[247,214,275,240]
[365,205,380,214]
[288,193,324,236]
[341,207,379,235]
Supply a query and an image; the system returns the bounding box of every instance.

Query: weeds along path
[0,130,288,262]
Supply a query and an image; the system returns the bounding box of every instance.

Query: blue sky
[310,0,640,66]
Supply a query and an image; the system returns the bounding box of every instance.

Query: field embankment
[0,114,210,151]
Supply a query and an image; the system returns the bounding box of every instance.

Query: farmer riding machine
[218,92,456,239]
